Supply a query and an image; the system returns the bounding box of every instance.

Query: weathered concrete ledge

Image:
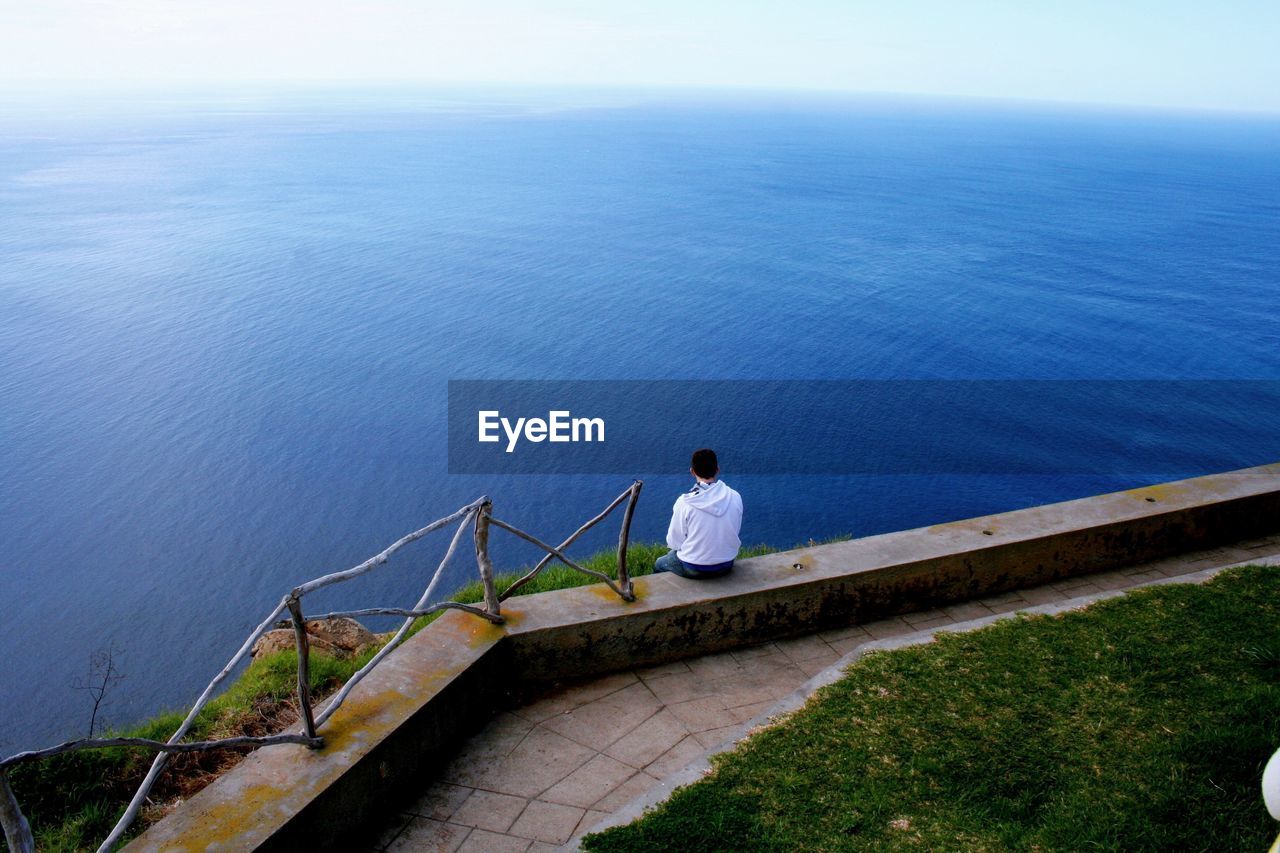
[132,463,1280,851]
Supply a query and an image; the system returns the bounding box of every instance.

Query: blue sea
[2,88,1279,748]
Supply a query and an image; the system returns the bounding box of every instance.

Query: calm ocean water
[2,89,1279,747]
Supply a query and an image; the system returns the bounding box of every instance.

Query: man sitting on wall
[654,448,743,579]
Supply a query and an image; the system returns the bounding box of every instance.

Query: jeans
[653,550,733,579]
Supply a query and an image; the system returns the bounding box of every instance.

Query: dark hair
[691,448,719,480]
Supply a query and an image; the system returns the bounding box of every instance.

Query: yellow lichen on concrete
[587,584,636,605]
[142,677,471,848]
[147,780,294,850]
[428,609,513,649]
[1125,481,1194,504]
[320,687,431,750]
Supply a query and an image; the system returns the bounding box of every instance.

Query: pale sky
[2,1,1278,112]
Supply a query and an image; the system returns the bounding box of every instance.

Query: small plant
[71,642,126,738]
[1243,644,1280,673]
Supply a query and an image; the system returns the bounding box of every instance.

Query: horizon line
[1,80,1278,119]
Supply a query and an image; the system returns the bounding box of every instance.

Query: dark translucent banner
[447,380,1280,475]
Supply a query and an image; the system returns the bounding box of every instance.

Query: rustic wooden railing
[0,481,643,853]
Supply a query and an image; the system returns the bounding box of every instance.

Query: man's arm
[666,500,686,551]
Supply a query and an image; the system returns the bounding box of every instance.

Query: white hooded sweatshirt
[666,479,743,566]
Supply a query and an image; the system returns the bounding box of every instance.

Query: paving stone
[573,809,612,838]
[369,810,413,850]
[407,782,474,821]
[385,817,470,852]
[818,624,871,644]
[741,651,808,681]
[441,714,535,788]
[693,724,741,749]
[634,660,690,680]
[732,663,808,698]
[1050,575,1097,591]
[774,634,839,662]
[450,790,528,833]
[903,614,956,631]
[1050,579,1103,596]
[591,771,662,813]
[668,696,730,733]
[1019,585,1069,605]
[864,617,915,640]
[456,828,529,853]
[731,651,795,679]
[640,669,719,704]
[730,642,781,663]
[982,598,1029,614]
[824,634,870,655]
[603,708,690,769]
[771,669,811,697]
[712,677,777,710]
[730,699,779,724]
[540,754,636,809]
[795,655,839,678]
[508,800,585,844]
[515,672,639,724]
[1126,569,1165,583]
[1140,554,1187,570]
[941,601,993,621]
[1091,572,1133,590]
[795,646,843,670]
[540,680,662,750]
[902,608,947,626]
[477,727,596,799]
[644,735,707,778]
[685,650,746,681]
[980,590,1025,605]
[526,844,560,853]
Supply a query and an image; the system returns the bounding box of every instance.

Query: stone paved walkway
[365,534,1280,852]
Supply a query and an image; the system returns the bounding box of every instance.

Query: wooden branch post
[0,771,35,853]
[474,501,501,619]
[616,480,643,601]
[286,597,318,742]
[499,486,629,600]
[313,511,482,729]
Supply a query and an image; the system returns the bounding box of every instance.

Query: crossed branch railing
[0,481,643,853]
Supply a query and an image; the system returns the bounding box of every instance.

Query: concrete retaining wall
[131,463,1280,850]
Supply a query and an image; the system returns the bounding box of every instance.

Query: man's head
[690,448,719,482]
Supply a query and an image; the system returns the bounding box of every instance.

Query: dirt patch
[136,687,339,829]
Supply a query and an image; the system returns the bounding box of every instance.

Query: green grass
[583,564,1280,852]
[4,540,779,851]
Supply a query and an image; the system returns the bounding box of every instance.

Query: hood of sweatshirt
[682,480,735,517]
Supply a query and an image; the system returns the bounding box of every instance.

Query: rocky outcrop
[251,617,379,660]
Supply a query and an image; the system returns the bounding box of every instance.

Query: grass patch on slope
[5,540,780,851]
[583,564,1280,852]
